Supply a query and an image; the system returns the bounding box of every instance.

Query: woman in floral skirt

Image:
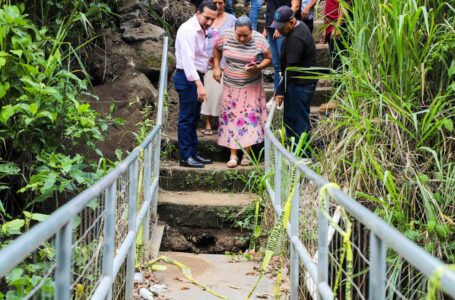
[213,16,272,168]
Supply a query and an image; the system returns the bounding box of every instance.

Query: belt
[176,68,205,78]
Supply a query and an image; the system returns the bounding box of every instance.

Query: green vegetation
[314,0,454,296]
[0,4,122,213]
[320,0,454,261]
[0,2,121,297]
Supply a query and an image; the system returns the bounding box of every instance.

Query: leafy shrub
[0,5,109,208]
[318,0,454,263]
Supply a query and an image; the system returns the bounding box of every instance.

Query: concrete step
[152,252,277,299]
[158,190,256,228]
[163,132,227,162]
[159,161,259,192]
[312,19,325,42]
[162,132,265,162]
[316,42,331,69]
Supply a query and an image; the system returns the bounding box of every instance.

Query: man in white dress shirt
[174,1,217,168]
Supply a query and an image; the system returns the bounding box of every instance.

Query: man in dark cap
[272,6,317,154]
[264,0,301,111]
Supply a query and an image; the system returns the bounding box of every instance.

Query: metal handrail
[264,101,455,299]
[0,37,169,300]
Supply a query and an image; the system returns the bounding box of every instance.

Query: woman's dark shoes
[180,157,205,168]
[194,155,212,164]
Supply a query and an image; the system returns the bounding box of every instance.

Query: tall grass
[317,0,454,265]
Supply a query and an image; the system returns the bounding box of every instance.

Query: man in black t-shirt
[271,6,317,153]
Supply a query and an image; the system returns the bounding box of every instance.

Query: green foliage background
[318,0,454,265]
[0,1,119,217]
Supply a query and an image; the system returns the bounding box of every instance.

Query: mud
[161,225,249,254]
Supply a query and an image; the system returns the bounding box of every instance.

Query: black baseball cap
[270,6,294,29]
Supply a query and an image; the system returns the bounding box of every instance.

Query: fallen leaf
[245,270,259,276]
[229,285,241,290]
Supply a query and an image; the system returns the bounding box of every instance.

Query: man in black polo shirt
[271,6,317,154]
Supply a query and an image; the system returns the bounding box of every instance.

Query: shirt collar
[191,15,205,34]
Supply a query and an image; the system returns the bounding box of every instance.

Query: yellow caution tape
[247,171,300,299]
[136,147,145,268]
[426,264,455,300]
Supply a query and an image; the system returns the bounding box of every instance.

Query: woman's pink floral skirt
[217,81,267,149]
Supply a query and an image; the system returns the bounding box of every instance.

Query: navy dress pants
[283,82,316,142]
[173,70,202,160]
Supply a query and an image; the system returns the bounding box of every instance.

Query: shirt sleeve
[215,30,229,51]
[256,33,270,54]
[180,31,201,82]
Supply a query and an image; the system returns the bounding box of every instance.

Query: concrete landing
[153,252,279,300]
[159,161,259,192]
[159,191,255,207]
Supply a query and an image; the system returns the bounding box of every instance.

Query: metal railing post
[103,182,117,299]
[55,220,73,300]
[274,147,282,209]
[317,189,329,299]
[369,232,386,300]
[142,144,152,253]
[156,36,168,127]
[125,160,138,299]
[265,136,270,175]
[152,135,161,218]
[290,169,300,300]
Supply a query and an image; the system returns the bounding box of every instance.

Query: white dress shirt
[175,15,210,82]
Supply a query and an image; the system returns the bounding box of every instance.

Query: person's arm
[302,0,318,19]
[275,37,303,103]
[291,0,301,14]
[179,30,202,82]
[179,28,208,102]
[257,49,272,70]
[244,49,272,72]
[334,0,351,38]
[212,45,223,83]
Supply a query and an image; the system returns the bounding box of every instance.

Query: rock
[134,39,176,80]
[139,288,154,299]
[119,9,140,23]
[124,71,159,105]
[120,18,143,31]
[150,284,167,293]
[119,0,140,13]
[134,272,145,283]
[149,0,195,32]
[122,23,165,43]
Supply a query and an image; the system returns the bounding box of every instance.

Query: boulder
[134,39,176,80]
[122,23,165,43]
[149,0,195,32]
[120,18,143,31]
[125,71,159,105]
[118,0,140,13]
[119,9,140,23]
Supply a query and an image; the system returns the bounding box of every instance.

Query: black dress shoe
[194,155,212,164]
[180,157,204,168]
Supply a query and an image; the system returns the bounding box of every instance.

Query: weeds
[314,0,454,296]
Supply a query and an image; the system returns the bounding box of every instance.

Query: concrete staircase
[154,132,271,298]
[150,2,333,298]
